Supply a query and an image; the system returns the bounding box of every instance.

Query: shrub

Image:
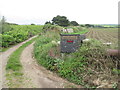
[2,34,15,47]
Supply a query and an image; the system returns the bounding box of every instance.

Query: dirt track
[0,35,82,88]
[0,36,37,89]
[20,43,82,88]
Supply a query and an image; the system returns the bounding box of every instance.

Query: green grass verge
[0,43,19,52]
[1,47,10,52]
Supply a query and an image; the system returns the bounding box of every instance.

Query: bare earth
[20,43,82,88]
[0,36,37,89]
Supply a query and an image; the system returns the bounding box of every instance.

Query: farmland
[34,26,119,88]
[1,24,119,88]
[86,28,118,43]
[0,0,119,88]
[86,28,118,48]
[0,25,43,51]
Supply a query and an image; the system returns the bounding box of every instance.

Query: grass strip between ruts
[5,36,38,88]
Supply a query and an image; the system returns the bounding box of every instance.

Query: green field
[0,25,43,51]
[86,28,118,49]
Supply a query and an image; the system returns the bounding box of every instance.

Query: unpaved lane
[0,36,37,89]
[21,43,82,88]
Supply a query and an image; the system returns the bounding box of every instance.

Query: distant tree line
[45,15,79,27]
[6,22,18,25]
[45,15,119,28]
[80,24,119,28]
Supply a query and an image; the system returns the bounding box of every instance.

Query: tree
[85,24,92,28]
[31,23,35,25]
[0,16,11,34]
[0,16,2,34]
[70,21,79,26]
[52,15,69,27]
[45,21,51,24]
[80,24,85,27]
[85,24,95,28]
[1,16,6,24]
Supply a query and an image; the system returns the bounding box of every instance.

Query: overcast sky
[0,0,119,25]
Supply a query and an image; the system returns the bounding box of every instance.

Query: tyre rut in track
[0,36,37,89]
[20,43,82,88]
